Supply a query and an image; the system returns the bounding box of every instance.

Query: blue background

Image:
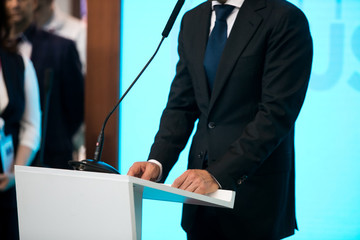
[120,0,360,239]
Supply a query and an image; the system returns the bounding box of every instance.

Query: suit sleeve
[148,16,200,181]
[207,7,313,190]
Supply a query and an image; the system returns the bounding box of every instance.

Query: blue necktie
[204,5,234,91]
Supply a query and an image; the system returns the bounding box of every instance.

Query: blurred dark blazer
[24,25,84,169]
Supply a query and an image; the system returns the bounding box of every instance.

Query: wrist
[148,159,163,182]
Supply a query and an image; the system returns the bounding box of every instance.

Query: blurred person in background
[5,0,84,170]
[34,0,86,73]
[0,0,41,238]
[34,0,87,160]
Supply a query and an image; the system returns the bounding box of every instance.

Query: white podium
[15,166,235,240]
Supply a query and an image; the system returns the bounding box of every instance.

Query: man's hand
[172,169,219,195]
[127,162,160,182]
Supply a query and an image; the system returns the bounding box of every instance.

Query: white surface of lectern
[15,166,235,240]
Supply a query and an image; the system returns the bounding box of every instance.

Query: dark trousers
[186,206,281,240]
[186,206,223,240]
[0,188,19,240]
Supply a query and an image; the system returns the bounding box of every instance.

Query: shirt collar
[211,0,245,9]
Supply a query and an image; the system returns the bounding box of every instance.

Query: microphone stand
[69,37,165,174]
[69,0,185,174]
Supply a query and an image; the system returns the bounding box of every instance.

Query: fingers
[127,162,160,182]
[172,170,219,195]
[127,162,146,178]
[172,171,187,188]
[141,162,160,181]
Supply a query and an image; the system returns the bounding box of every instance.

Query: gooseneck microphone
[69,0,186,174]
[162,0,185,38]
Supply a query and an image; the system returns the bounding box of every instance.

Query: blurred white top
[0,55,41,151]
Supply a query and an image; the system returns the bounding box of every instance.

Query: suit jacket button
[208,122,216,129]
[237,175,248,185]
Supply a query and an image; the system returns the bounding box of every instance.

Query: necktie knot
[214,5,235,22]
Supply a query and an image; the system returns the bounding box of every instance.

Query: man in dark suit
[6,0,84,169]
[129,0,313,239]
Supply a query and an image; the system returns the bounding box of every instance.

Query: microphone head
[162,0,185,38]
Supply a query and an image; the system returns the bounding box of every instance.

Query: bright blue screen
[120,0,360,239]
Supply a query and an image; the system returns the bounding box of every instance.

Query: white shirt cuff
[148,159,163,182]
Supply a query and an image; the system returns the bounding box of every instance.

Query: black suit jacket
[149,0,313,239]
[24,25,84,169]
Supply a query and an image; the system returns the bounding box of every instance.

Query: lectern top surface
[15,165,235,208]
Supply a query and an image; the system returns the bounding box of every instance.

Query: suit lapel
[191,2,212,105]
[209,0,266,112]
